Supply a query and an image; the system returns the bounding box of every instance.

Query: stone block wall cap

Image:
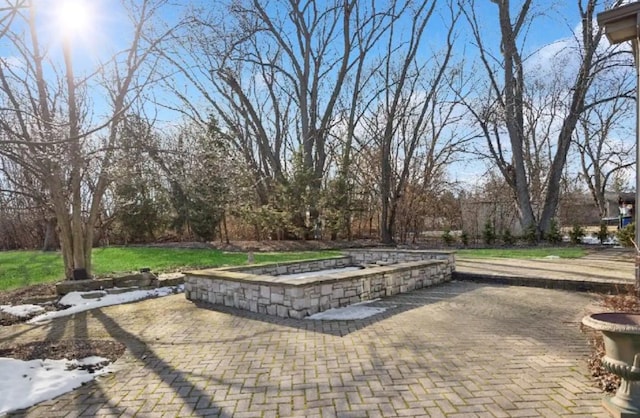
[345,248,454,253]
[582,312,640,334]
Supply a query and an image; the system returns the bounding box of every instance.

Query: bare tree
[0,153,53,249]
[575,66,635,217]
[165,0,401,237]
[361,0,462,243]
[322,2,400,240]
[462,0,614,238]
[0,0,173,278]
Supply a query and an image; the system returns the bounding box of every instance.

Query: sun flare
[56,0,92,37]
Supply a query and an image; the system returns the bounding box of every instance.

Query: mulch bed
[583,326,619,393]
[0,283,60,326]
[0,339,125,362]
[0,283,58,306]
[0,283,126,363]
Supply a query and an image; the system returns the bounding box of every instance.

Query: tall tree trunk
[467,0,604,238]
[42,217,57,251]
[62,34,88,277]
[494,0,537,234]
[380,141,394,244]
[538,0,601,235]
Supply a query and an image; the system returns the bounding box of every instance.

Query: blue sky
[49,0,588,69]
[1,0,631,189]
[441,1,592,185]
[26,1,591,92]
[10,1,592,61]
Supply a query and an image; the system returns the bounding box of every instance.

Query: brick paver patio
[1,281,607,417]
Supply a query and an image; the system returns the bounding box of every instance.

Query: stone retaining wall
[344,248,455,265]
[185,249,454,319]
[217,256,352,276]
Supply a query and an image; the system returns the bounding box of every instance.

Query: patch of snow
[581,236,601,245]
[578,236,619,245]
[0,356,111,415]
[75,356,109,366]
[28,285,184,324]
[306,299,387,320]
[562,235,619,245]
[0,304,45,318]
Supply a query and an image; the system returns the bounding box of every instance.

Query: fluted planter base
[602,377,640,417]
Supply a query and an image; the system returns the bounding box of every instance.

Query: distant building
[603,192,635,228]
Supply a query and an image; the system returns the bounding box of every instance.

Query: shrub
[483,220,496,245]
[501,229,515,245]
[568,224,586,245]
[546,219,562,244]
[442,229,455,246]
[114,181,170,243]
[522,223,538,245]
[595,223,609,244]
[617,222,635,247]
[460,231,469,247]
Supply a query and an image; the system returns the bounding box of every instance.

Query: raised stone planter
[185,249,454,319]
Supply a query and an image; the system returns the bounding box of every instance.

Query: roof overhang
[597,2,640,44]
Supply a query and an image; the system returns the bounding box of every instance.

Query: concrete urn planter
[583,312,640,417]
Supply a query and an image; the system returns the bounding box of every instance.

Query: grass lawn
[456,247,587,259]
[0,247,340,292]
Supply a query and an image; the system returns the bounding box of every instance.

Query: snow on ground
[306,299,388,320]
[27,285,184,324]
[580,235,618,245]
[0,304,45,318]
[0,285,184,414]
[0,356,111,415]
